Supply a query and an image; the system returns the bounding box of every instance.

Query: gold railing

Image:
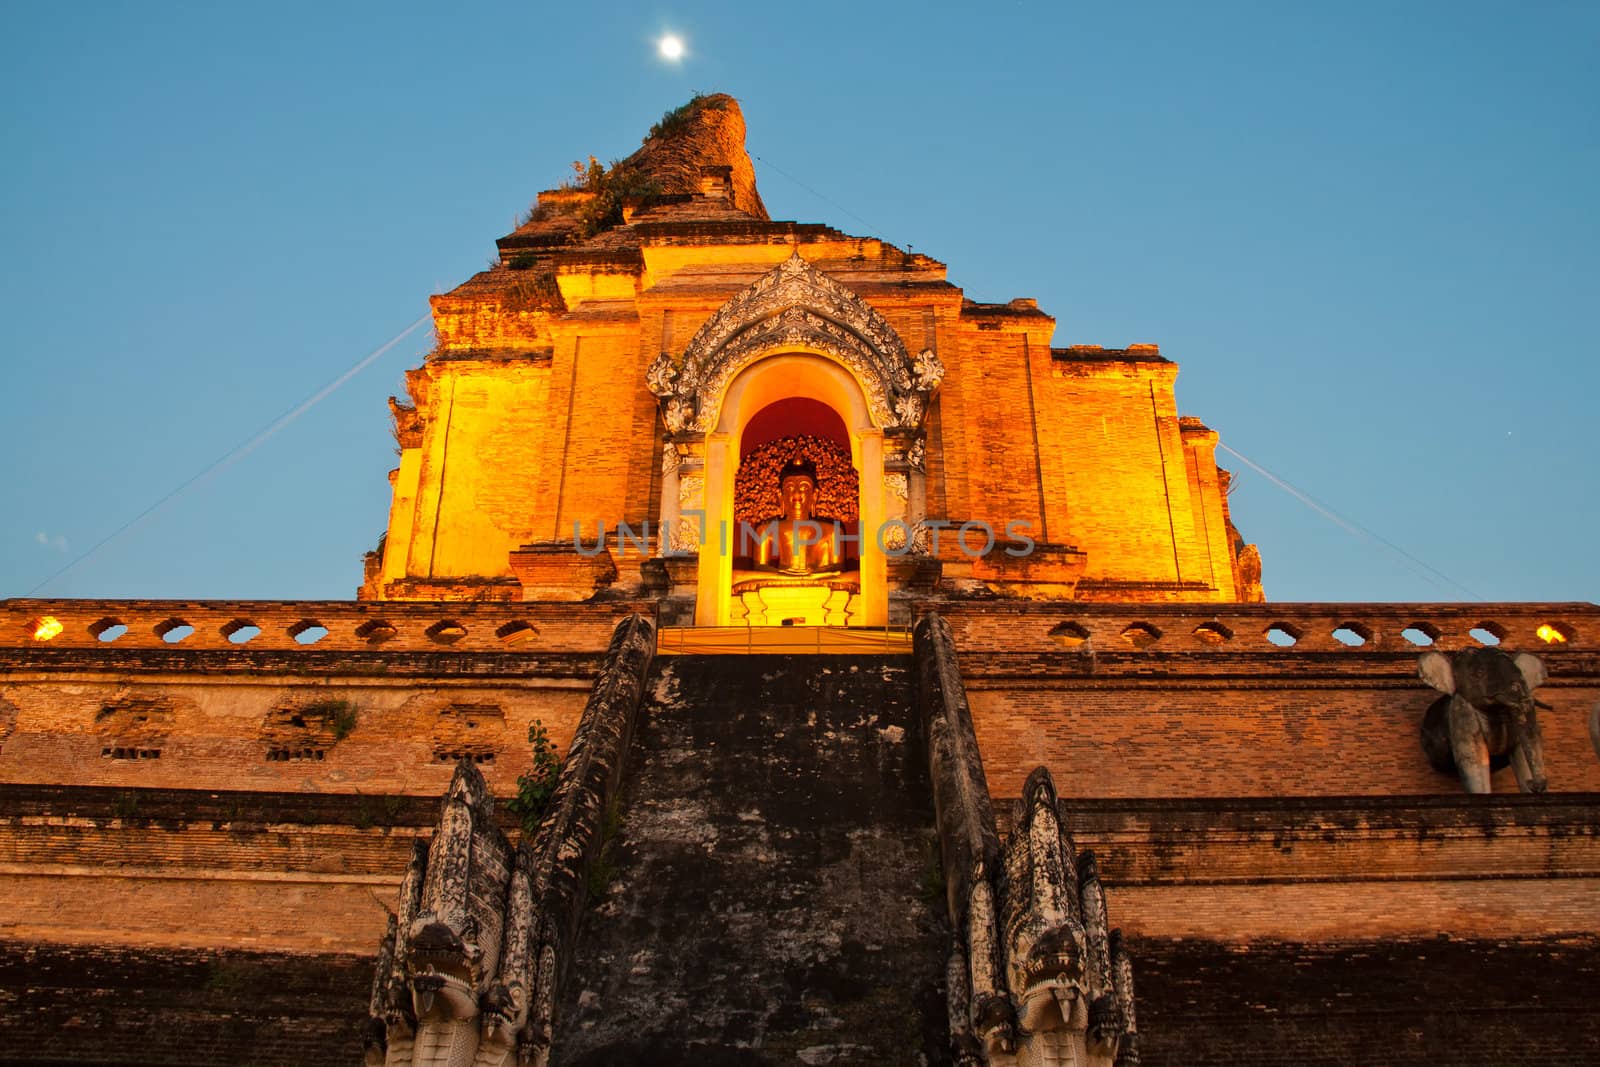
[656,624,913,655]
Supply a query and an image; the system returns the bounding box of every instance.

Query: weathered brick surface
[931,602,1600,798]
[969,681,1600,799]
[0,785,450,953]
[1029,356,1223,590]
[0,601,642,797]
[1131,935,1600,1066]
[0,939,371,1065]
[1043,795,1600,888]
[1,870,390,954]
[1108,880,1600,942]
[1179,419,1239,598]
[936,319,1049,539]
[1039,800,1600,943]
[0,671,592,796]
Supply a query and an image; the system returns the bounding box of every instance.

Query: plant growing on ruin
[563,155,662,239]
[503,270,563,312]
[506,720,561,838]
[646,92,724,141]
[298,697,358,741]
[332,703,359,741]
[517,201,551,227]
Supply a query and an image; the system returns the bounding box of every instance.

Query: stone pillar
[695,431,734,626]
[857,428,888,627]
[657,444,681,558]
[908,467,927,547]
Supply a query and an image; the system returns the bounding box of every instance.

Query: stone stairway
[554,654,951,1065]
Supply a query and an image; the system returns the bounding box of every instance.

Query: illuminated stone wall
[368,95,1257,604]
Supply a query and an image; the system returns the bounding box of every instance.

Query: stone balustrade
[1,598,654,655]
[927,600,1596,655]
[5,597,1595,659]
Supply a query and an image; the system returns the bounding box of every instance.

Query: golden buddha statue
[752,459,842,576]
[732,457,857,625]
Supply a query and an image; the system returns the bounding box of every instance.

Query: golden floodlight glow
[1537,624,1567,644]
[658,34,685,61]
[33,616,64,642]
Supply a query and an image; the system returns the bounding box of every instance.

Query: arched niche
[694,353,887,627]
[740,396,848,454]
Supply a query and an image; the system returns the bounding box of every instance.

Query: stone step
[554,654,951,1065]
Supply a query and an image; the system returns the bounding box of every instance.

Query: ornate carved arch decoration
[646,253,944,434]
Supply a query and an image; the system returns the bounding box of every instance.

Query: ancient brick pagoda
[2,95,1597,1066]
[362,92,1260,622]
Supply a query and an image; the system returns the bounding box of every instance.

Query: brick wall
[1131,935,1600,1067]
[968,681,1600,799]
[0,668,591,797]
[934,601,1600,800]
[1013,796,1600,941]
[0,599,657,796]
[0,785,451,953]
[0,940,373,1065]
[936,318,1049,536]
[1028,359,1198,587]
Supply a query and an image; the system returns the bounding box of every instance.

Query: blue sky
[4,1,1595,604]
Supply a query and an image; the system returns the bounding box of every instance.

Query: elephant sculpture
[1418,647,1548,794]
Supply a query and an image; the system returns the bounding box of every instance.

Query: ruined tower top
[619,92,768,220]
[490,93,768,267]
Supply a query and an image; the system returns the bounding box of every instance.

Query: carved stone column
[694,432,734,626]
[857,428,888,627]
[907,434,929,553]
[657,443,682,558]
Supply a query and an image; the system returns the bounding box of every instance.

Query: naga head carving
[401,761,508,1024]
[1004,767,1095,1034]
[955,766,1136,1064]
[1087,992,1125,1053]
[479,980,525,1049]
[971,991,1017,1055]
[1013,923,1089,1033]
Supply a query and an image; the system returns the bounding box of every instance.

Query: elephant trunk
[1508,698,1548,794]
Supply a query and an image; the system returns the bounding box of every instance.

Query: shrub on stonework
[563,155,663,239]
[506,720,561,838]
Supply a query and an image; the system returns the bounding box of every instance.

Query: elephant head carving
[1418,648,1548,794]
